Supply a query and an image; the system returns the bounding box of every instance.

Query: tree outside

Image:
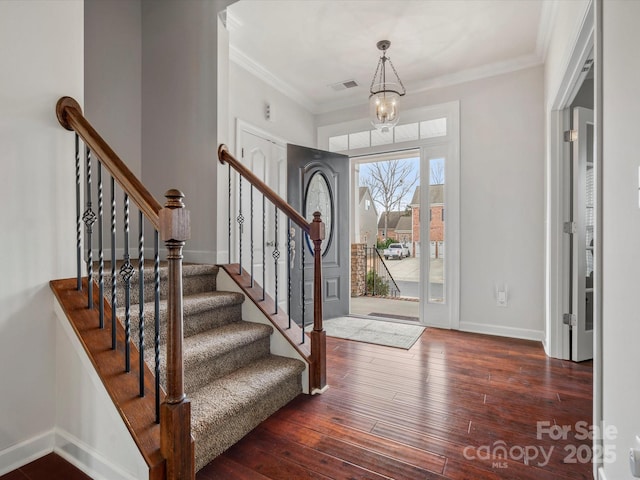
[360,158,419,240]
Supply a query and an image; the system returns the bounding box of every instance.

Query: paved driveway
[383,256,420,282]
[383,256,443,283]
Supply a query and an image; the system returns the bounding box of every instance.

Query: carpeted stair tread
[98,263,219,304]
[116,290,245,341]
[148,321,274,393]
[190,355,305,469]
[180,322,273,392]
[190,355,304,422]
[183,322,273,366]
[182,291,245,316]
[117,290,244,317]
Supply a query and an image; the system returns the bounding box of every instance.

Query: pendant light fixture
[369,40,406,132]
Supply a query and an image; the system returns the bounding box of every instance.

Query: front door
[570,106,595,361]
[288,144,349,324]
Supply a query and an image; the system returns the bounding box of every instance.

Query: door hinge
[563,313,577,327]
[563,221,576,234]
[241,147,244,158]
[564,129,578,142]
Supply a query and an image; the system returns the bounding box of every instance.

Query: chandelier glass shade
[369,40,406,132]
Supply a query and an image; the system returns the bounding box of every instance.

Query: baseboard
[0,428,142,480]
[0,430,55,476]
[458,321,544,342]
[54,429,139,480]
[182,249,218,264]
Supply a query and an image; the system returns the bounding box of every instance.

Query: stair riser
[145,335,272,394]
[117,303,243,349]
[193,373,302,471]
[98,269,217,307]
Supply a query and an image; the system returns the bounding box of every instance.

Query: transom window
[328,118,447,153]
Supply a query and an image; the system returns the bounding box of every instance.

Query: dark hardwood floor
[2,329,592,480]
[198,328,593,480]
[0,453,91,480]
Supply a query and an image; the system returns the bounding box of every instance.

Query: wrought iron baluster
[98,162,104,328]
[301,232,305,344]
[111,177,117,349]
[237,175,244,275]
[154,230,160,423]
[287,219,292,329]
[373,250,377,296]
[273,206,280,315]
[250,185,254,287]
[83,146,97,310]
[138,210,145,397]
[75,134,82,291]
[365,247,369,295]
[120,193,134,373]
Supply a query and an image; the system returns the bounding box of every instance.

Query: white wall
[54,307,147,480]
[317,66,545,340]
[228,62,316,151]
[85,0,143,256]
[141,0,233,264]
[601,2,640,478]
[85,0,142,177]
[0,0,82,471]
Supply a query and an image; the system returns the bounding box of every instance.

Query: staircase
[103,263,305,471]
[55,98,327,479]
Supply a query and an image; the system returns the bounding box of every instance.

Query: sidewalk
[351,295,419,321]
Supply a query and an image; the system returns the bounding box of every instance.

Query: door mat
[323,316,425,349]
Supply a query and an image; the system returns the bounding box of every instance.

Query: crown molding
[229,44,318,113]
[536,0,559,61]
[230,47,543,116]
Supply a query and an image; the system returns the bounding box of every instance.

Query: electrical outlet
[631,435,640,478]
[497,290,507,307]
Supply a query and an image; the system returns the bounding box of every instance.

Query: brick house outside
[409,185,444,258]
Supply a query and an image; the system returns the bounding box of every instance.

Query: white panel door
[238,128,288,313]
[571,107,594,362]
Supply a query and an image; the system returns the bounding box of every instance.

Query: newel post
[159,189,194,480]
[310,212,327,393]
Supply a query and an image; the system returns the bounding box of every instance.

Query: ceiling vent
[329,79,359,91]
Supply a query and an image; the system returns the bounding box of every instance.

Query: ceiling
[226,0,553,114]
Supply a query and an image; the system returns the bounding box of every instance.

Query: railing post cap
[164,189,185,209]
[310,212,325,241]
[56,96,82,131]
[161,189,190,241]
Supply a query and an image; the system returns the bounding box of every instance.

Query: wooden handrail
[56,97,162,229]
[218,144,310,234]
[56,96,194,479]
[218,143,327,393]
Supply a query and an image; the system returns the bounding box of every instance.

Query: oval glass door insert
[304,171,333,255]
